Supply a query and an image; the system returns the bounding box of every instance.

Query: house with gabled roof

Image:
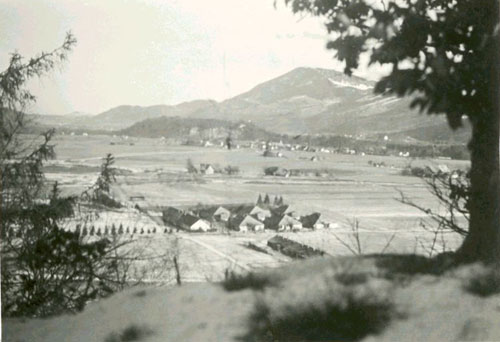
[265,214,302,231]
[249,205,272,221]
[300,212,324,229]
[271,204,298,219]
[230,215,265,232]
[212,206,231,222]
[200,163,215,175]
[179,214,211,231]
[231,204,271,221]
[195,206,231,222]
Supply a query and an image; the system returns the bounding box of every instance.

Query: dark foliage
[105,324,154,342]
[243,294,394,342]
[464,266,500,297]
[283,0,499,262]
[0,34,136,318]
[222,270,276,292]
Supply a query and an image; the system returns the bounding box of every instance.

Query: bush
[224,165,240,175]
[464,266,500,297]
[244,288,395,342]
[105,324,154,342]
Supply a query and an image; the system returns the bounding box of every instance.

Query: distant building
[271,205,297,218]
[179,214,211,231]
[270,167,290,177]
[200,164,215,175]
[230,215,265,232]
[196,206,231,222]
[212,206,231,221]
[249,205,272,221]
[230,204,271,221]
[300,213,324,229]
[265,214,303,231]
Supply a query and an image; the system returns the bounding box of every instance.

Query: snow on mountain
[328,78,373,91]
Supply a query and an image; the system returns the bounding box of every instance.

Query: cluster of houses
[162,195,329,233]
[187,162,240,176]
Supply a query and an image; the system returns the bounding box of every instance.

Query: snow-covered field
[42,134,469,282]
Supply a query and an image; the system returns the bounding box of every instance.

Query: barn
[230,215,265,232]
[180,214,211,232]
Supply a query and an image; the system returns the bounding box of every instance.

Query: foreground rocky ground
[3,255,500,342]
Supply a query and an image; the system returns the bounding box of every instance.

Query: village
[161,194,330,233]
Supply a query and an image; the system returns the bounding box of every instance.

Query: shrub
[105,324,154,342]
[464,266,500,297]
[222,271,275,292]
[244,289,395,342]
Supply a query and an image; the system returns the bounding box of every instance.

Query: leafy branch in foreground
[282,0,499,262]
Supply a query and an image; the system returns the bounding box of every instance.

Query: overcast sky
[0,0,383,115]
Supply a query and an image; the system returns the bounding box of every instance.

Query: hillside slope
[118,116,280,141]
[31,67,471,143]
[4,256,500,342]
[188,67,450,138]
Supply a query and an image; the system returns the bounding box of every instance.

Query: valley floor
[43,134,467,283]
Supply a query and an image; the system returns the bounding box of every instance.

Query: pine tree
[278,196,284,206]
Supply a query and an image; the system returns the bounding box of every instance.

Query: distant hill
[30,67,471,144]
[118,116,280,141]
[187,67,467,142]
[32,100,217,131]
[29,113,94,129]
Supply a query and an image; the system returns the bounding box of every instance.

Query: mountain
[29,113,94,129]
[32,100,217,131]
[187,67,464,140]
[118,116,280,141]
[63,111,92,116]
[31,67,471,143]
[84,100,217,130]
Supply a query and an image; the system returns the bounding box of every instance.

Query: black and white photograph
[1,0,499,341]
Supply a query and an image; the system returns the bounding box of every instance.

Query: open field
[42,134,468,281]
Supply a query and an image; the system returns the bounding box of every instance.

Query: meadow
[44,134,468,282]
